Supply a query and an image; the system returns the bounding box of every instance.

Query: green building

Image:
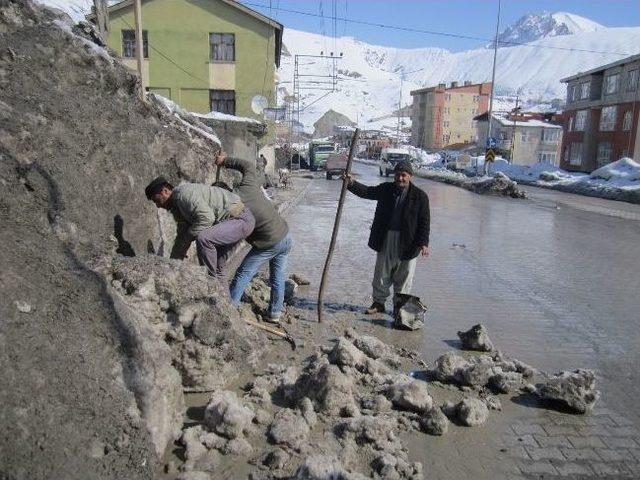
[95,0,282,118]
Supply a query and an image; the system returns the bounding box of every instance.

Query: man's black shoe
[365,302,386,315]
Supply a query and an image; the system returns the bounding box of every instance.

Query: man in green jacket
[214,151,292,323]
[145,176,255,284]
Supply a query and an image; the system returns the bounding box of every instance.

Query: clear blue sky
[240,0,640,51]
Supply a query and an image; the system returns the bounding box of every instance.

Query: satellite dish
[251,95,268,114]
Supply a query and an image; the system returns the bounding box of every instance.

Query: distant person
[214,151,292,323]
[145,176,255,284]
[342,161,430,315]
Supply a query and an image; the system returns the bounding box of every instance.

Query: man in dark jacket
[345,161,430,315]
[214,150,292,323]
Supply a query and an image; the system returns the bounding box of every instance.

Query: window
[572,84,581,101]
[521,131,529,142]
[599,106,617,131]
[622,111,632,131]
[569,142,582,166]
[603,73,620,95]
[568,116,574,131]
[596,141,612,167]
[538,153,557,164]
[541,129,560,142]
[210,33,235,61]
[580,82,590,99]
[568,85,575,102]
[574,110,587,131]
[122,30,148,58]
[210,90,235,115]
[627,69,639,92]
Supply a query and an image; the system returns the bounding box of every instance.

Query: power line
[240,1,636,57]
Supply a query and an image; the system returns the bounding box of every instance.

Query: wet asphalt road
[286,162,640,424]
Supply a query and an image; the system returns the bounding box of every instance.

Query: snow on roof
[490,113,561,129]
[193,111,263,125]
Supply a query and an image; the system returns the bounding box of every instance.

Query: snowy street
[285,162,640,477]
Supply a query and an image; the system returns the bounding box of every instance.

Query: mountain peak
[493,11,605,47]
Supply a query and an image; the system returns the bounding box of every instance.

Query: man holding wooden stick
[343,161,430,316]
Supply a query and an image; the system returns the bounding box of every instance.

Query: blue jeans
[230,233,293,316]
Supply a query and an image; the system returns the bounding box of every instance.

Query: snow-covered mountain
[279,14,640,132]
[493,12,604,47]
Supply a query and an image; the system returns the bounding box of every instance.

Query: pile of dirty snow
[0,1,260,478]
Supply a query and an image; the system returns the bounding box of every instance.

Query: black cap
[394,161,413,175]
[145,176,172,199]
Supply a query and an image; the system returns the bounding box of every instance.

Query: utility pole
[396,75,403,146]
[133,0,145,100]
[395,67,424,147]
[484,0,501,175]
[510,94,520,163]
[92,0,109,42]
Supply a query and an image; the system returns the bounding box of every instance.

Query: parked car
[379,147,412,176]
[325,153,348,180]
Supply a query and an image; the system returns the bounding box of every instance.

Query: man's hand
[214,150,227,166]
[420,245,430,257]
[341,171,353,185]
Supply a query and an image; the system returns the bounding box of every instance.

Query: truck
[308,140,337,171]
[379,147,413,176]
[324,153,348,180]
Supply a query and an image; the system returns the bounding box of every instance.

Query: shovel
[244,318,299,351]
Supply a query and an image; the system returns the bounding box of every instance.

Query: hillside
[280,18,640,130]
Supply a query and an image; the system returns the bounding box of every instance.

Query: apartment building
[560,53,640,172]
[91,0,282,118]
[410,81,492,150]
[475,112,563,166]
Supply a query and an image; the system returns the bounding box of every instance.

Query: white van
[379,147,412,176]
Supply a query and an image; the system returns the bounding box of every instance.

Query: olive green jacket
[169,182,243,259]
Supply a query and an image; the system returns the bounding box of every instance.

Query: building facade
[560,53,640,172]
[410,81,491,150]
[95,0,282,118]
[475,112,563,166]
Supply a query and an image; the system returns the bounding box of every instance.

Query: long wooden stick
[317,128,360,323]
[244,318,296,350]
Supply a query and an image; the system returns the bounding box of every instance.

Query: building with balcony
[91,0,282,118]
[410,81,492,150]
[475,112,563,166]
[560,53,640,172]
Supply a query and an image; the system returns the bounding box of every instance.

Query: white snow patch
[151,94,221,146]
[590,158,640,182]
[192,111,263,125]
[52,19,113,64]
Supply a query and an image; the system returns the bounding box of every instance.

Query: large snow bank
[590,158,640,182]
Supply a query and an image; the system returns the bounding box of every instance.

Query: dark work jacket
[348,180,430,260]
[224,157,289,249]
